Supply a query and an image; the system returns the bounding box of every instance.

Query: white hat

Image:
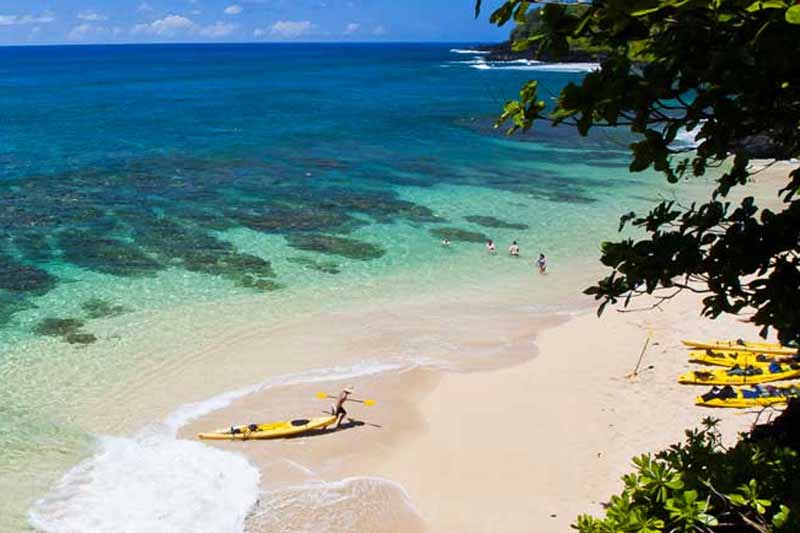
[344,386,354,394]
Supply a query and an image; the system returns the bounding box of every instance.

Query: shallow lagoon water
[0,43,712,530]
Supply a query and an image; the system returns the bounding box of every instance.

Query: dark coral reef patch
[81,299,130,319]
[286,234,385,260]
[464,215,529,230]
[429,227,489,243]
[33,317,97,345]
[287,256,341,275]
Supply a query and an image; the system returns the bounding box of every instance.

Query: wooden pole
[631,336,651,377]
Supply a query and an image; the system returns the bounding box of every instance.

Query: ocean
[0,43,691,531]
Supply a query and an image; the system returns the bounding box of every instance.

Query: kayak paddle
[315,392,376,406]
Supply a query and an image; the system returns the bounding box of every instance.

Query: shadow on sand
[282,417,382,440]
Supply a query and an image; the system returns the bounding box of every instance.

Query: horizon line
[0,40,503,48]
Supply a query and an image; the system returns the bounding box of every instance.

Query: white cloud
[372,25,386,36]
[255,20,315,39]
[68,23,94,40]
[67,23,118,41]
[132,15,238,39]
[0,11,55,26]
[199,22,238,37]
[132,15,195,36]
[137,3,154,13]
[343,22,359,35]
[77,10,108,21]
[224,5,242,15]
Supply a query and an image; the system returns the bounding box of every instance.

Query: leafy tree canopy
[508,3,611,58]
[476,0,800,345]
[573,417,800,532]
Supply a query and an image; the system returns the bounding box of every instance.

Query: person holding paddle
[333,387,355,428]
[317,389,375,429]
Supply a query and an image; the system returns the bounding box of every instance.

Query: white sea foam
[28,436,260,533]
[470,61,599,72]
[28,358,428,533]
[249,476,424,532]
[449,48,489,54]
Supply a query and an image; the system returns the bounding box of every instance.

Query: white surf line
[28,357,436,533]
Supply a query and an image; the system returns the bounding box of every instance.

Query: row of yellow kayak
[681,339,797,356]
[679,340,799,408]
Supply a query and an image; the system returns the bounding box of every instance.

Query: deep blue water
[0,43,635,337]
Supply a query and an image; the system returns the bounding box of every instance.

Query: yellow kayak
[688,350,797,368]
[682,339,797,356]
[696,384,800,408]
[197,415,337,441]
[678,362,800,385]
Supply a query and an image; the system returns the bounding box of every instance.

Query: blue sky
[0,1,509,45]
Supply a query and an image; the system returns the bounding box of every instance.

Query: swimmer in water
[486,239,496,253]
[537,253,547,273]
[508,241,520,256]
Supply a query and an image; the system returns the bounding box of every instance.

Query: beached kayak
[681,340,797,356]
[696,384,800,408]
[678,362,800,385]
[197,415,337,441]
[688,350,798,368]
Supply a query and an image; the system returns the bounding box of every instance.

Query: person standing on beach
[508,241,520,256]
[486,239,496,253]
[537,253,547,273]
[333,387,354,428]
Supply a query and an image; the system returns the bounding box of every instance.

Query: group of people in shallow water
[440,237,547,273]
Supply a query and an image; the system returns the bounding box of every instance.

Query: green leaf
[787,4,800,23]
[745,0,787,12]
[773,505,791,528]
[728,494,747,506]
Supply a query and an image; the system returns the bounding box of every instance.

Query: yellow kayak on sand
[696,384,800,408]
[688,350,797,368]
[678,362,800,385]
[197,415,337,441]
[681,339,796,356]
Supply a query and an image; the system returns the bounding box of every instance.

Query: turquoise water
[0,43,698,531]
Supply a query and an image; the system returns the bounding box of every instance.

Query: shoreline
[182,292,763,532]
[27,161,794,531]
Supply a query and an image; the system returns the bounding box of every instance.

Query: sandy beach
[179,290,767,532]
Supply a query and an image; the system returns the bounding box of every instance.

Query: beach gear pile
[679,340,800,408]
